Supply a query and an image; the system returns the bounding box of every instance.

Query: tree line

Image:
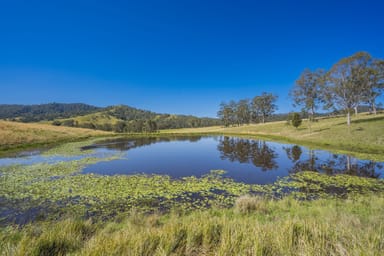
[218,51,384,126]
[291,51,384,125]
[217,92,278,127]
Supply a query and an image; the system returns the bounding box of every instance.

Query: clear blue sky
[1,0,383,117]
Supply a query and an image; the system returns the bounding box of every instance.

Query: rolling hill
[0,103,221,132]
[0,103,101,122]
[55,105,222,132]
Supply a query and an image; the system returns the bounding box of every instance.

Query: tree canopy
[291,69,325,121]
[218,93,278,126]
[324,52,383,125]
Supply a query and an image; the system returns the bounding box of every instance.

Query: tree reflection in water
[284,145,303,162]
[218,138,382,178]
[217,137,278,171]
[283,145,383,178]
[83,136,382,179]
[82,136,203,151]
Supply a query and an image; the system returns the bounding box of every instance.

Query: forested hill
[0,103,101,122]
[55,105,222,132]
[0,103,221,132]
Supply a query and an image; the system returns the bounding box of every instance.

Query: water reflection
[82,136,203,151]
[283,145,383,178]
[216,137,382,178]
[82,136,383,180]
[284,145,303,162]
[217,137,278,171]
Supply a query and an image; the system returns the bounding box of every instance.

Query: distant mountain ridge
[0,103,221,132]
[0,103,101,122]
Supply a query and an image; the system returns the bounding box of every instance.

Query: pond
[1,136,384,225]
[0,136,383,185]
[79,136,384,184]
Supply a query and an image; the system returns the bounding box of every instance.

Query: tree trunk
[347,110,351,126]
[372,102,377,115]
[310,106,315,121]
[262,115,265,123]
[354,106,358,116]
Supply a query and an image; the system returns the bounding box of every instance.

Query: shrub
[291,112,302,129]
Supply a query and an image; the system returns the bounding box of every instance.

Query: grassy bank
[0,121,112,154]
[161,113,384,161]
[1,134,384,255]
[1,194,383,256]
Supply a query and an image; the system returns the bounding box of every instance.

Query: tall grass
[2,194,383,255]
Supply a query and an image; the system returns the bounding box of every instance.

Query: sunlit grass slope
[57,111,121,125]
[0,120,111,151]
[162,113,384,160]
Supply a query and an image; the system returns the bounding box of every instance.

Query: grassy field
[1,194,383,255]
[1,116,384,255]
[161,112,384,161]
[0,120,111,153]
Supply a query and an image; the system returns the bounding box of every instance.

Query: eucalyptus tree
[291,68,325,121]
[325,52,372,126]
[218,102,236,127]
[252,92,278,123]
[236,99,251,125]
[228,100,239,125]
[362,59,384,115]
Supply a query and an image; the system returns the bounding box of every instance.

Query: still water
[80,136,383,184]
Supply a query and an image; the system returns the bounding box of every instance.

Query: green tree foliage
[362,59,384,115]
[292,51,383,126]
[106,105,155,121]
[325,52,374,125]
[114,119,158,133]
[0,103,100,122]
[290,112,302,129]
[218,93,278,126]
[236,99,251,125]
[252,92,278,123]
[291,69,325,121]
[217,102,236,127]
[143,120,158,133]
